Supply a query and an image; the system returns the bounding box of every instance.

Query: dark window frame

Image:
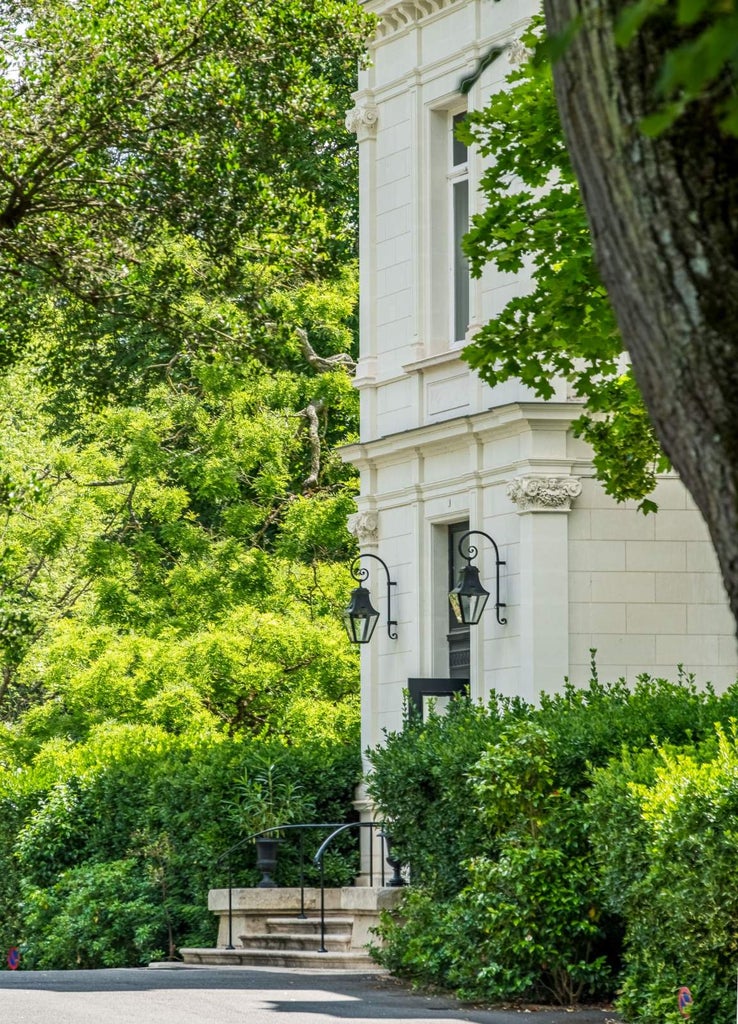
[407,677,469,721]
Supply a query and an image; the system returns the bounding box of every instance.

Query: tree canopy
[0,0,370,969]
[0,0,371,375]
[0,0,371,731]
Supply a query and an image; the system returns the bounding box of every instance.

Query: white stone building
[343,0,738,757]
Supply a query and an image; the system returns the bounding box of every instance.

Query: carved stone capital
[345,104,379,141]
[507,38,532,66]
[347,511,379,544]
[507,476,582,513]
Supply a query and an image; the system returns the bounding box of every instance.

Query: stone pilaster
[507,475,581,700]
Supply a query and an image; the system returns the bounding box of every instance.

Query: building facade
[343,0,738,757]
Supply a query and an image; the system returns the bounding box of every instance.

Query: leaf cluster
[462,17,668,508]
[616,0,738,135]
[0,0,371,386]
[589,725,738,1023]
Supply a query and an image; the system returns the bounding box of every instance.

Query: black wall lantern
[344,553,398,644]
[448,530,506,627]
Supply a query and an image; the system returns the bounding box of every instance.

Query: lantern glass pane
[460,590,489,625]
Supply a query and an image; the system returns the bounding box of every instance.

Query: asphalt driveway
[0,964,621,1024]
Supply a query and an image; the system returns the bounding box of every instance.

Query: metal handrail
[313,821,387,953]
[219,822,349,949]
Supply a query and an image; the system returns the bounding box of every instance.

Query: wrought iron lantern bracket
[344,553,398,643]
[449,529,506,626]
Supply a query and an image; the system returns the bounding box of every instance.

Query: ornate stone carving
[374,0,465,39]
[347,511,379,544]
[345,104,379,140]
[507,476,583,513]
[507,38,532,66]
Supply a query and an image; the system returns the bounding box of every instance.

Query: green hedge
[367,674,738,1018]
[589,729,738,1024]
[0,725,361,969]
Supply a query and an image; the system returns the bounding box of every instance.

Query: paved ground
[0,965,621,1024]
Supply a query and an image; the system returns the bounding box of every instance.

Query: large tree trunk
[543,0,738,631]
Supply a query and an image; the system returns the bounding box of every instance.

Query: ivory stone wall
[346,0,738,756]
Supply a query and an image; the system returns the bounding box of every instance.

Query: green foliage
[1,724,362,967]
[588,728,738,1024]
[371,887,460,983]
[367,696,526,895]
[446,723,611,1004]
[0,0,372,373]
[0,0,368,975]
[368,676,738,1007]
[462,18,668,509]
[0,344,361,738]
[466,3,738,511]
[21,859,165,970]
[535,670,726,786]
[226,750,317,836]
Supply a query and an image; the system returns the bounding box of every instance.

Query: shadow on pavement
[0,965,621,1024]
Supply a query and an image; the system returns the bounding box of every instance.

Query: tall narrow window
[449,112,470,343]
[447,520,470,677]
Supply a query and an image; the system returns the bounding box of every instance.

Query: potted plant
[228,756,315,887]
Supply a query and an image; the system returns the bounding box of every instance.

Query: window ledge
[402,346,467,374]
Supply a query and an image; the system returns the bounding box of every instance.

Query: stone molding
[372,0,466,40]
[507,475,582,513]
[347,511,379,544]
[345,103,379,140]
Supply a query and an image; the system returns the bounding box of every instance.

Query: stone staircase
[180,886,403,970]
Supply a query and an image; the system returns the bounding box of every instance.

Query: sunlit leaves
[463,18,666,507]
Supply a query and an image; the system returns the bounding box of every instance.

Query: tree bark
[543,0,738,630]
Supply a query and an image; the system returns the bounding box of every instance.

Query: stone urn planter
[380,832,406,888]
[254,837,281,888]
[229,757,315,888]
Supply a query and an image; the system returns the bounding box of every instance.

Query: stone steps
[179,886,403,972]
[265,916,354,935]
[180,946,379,970]
[242,931,353,952]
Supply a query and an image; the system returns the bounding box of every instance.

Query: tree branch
[296,327,356,375]
[299,398,326,492]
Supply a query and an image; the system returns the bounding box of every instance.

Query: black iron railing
[313,821,389,952]
[217,822,389,950]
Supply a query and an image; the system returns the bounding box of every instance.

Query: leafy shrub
[589,727,738,1024]
[367,694,529,895]
[449,723,611,1004]
[21,859,164,969]
[0,786,32,956]
[368,675,738,1008]
[2,722,362,967]
[371,887,460,983]
[536,671,725,786]
[372,720,611,1003]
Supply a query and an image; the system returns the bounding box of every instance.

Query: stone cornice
[365,0,468,40]
[340,402,582,468]
[507,475,582,513]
